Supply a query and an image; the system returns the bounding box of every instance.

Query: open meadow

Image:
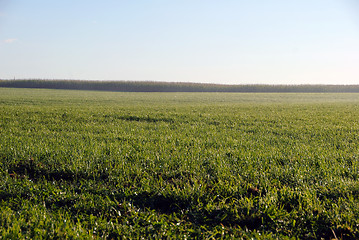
[1,88,359,239]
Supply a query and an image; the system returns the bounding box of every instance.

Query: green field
[1,88,359,239]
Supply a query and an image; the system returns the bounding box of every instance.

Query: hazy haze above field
[1,0,358,84]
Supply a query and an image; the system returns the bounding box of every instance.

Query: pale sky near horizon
[1,1,359,84]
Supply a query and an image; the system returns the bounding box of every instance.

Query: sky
[0,0,359,85]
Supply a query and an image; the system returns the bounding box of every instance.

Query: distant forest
[1,79,359,93]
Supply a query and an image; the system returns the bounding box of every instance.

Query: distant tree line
[1,79,359,93]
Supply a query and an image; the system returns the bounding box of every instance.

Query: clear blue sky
[1,0,358,84]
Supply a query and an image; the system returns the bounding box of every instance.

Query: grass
[1,88,359,239]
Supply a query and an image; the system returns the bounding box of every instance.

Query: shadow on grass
[123,190,266,230]
[129,191,191,214]
[8,159,109,182]
[106,115,174,123]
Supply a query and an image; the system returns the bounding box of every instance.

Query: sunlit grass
[1,88,359,239]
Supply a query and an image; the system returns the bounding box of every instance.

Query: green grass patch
[1,88,359,239]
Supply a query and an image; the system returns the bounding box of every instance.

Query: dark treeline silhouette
[1,79,359,93]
